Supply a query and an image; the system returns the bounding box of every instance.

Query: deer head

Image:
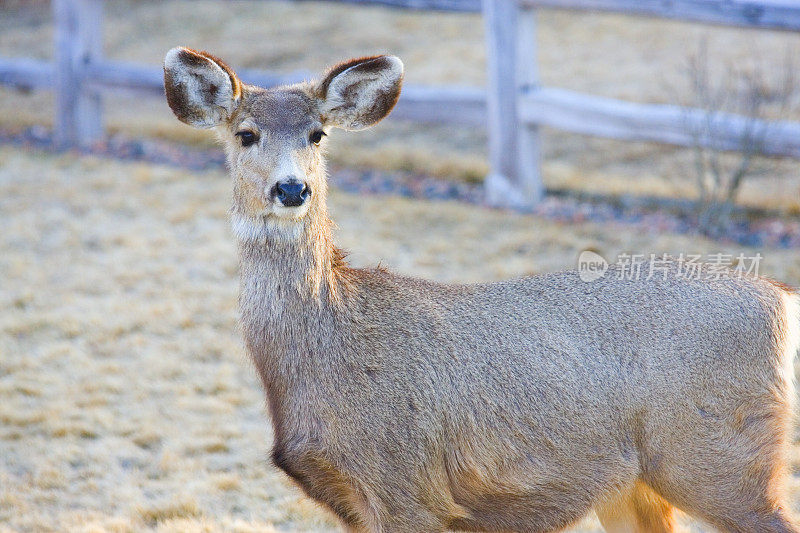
[163,47,404,243]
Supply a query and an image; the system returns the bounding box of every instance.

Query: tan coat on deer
[163,47,800,533]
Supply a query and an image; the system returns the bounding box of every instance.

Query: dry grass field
[2,0,800,211]
[2,145,800,532]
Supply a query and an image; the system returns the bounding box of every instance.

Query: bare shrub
[679,40,798,236]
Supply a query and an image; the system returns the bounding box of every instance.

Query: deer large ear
[317,55,403,131]
[163,47,242,128]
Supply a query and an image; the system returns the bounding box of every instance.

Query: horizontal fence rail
[0,58,488,126]
[1,0,800,206]
[0,58,54,89]
[521,0,800,31]
[519,87,800,158]
[291,0,481,10]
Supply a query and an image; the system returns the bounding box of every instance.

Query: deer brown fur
[163,47,800,533]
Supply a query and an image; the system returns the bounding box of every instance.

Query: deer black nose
[274,179,311,207]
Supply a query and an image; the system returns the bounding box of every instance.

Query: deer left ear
[163,47,242,128]
[317,55,403,131]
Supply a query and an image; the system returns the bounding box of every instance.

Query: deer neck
[235,200,349,369]
[235,203,352,432]
[236,202,341,302]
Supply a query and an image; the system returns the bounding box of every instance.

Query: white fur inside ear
[164,47,239,128]
[321,55,404,130]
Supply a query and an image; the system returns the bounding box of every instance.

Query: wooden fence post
[483,0,543,206]
[515,4,543,204]
[54,0,103,149]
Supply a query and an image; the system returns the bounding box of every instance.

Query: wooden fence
[486,0,800,204]
[2,0,800,206]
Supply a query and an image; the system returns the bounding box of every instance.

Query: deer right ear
[163,47,242,128]
[316,55,403,131]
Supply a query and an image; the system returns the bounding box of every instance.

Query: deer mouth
[272,202,310,220]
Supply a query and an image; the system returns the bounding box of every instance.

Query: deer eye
[309,130,326,146]
[235,130,259,147]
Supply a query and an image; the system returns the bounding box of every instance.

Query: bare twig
[680,41,798,235]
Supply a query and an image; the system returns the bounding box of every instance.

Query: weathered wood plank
[81,61,487,125]
[83,62,164,95]
[0,58,54,90]
[515,5,543,203]
[483,0,526,206]
[391,85,486,124]
[288,0,481,12]
[84,62,312,95]
[518,87,800,158]
[54,0,103,148]
[54,0,77,147]
[520,0,800,32]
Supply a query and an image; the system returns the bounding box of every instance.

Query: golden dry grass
[2,0,800,210]
[2,145,800,531]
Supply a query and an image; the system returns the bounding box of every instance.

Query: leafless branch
[680,41,799,235]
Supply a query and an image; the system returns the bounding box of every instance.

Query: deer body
[164,48,800,532]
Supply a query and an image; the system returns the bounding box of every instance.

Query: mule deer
[163,47,800,532]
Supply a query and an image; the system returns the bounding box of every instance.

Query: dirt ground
[2,0,800,211]
[2,145,800,532]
